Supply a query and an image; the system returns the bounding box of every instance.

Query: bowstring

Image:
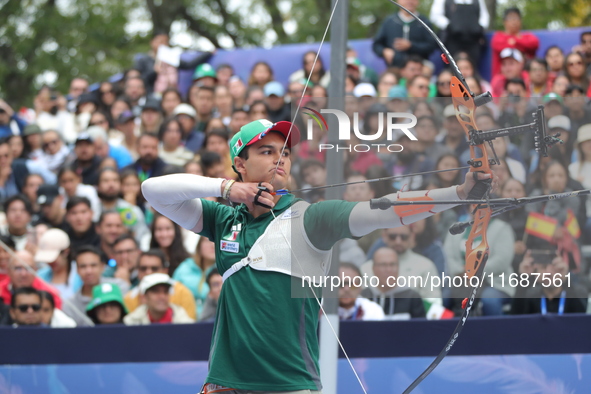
[266,0,368,391]
[268,0,340,187]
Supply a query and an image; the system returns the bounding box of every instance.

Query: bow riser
[465,207,491,276]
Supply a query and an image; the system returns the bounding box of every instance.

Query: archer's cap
[229,119,300,162]
[35,228,70,263]
[548,115,571,132]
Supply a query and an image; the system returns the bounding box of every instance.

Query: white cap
[353,83,377,98]
[443,104,456,118]
[577,124,591,144]
[140,273,173,295]
[35,229,70,263]
[500,47,524,63]
[172,103,197,119]
[86,125,108,142]
[547,115,571,131]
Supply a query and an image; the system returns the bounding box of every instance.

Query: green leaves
[0,0,140,107]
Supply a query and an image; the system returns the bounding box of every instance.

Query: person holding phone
[511,249,588,315]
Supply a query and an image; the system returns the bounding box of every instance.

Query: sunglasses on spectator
[43,139,59,149]
[101,90,114,95]
[16,304,41,312]
[138,265,161,273]
[415,85,430,90]
[437,81,451,86]
[387,233,409,241]
[568,61,583,66]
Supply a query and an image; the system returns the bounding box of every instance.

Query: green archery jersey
[199,194,357,391]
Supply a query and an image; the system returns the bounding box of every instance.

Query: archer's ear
[234,156,246,178]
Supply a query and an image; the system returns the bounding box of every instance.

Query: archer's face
[236,132,292,190]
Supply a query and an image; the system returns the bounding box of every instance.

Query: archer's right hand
[226,181,275,211]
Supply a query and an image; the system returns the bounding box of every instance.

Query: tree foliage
[0,0,142,107]
[2,0,588,108]
[494,0,591,30]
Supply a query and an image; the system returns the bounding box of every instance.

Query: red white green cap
[229,119,300,162]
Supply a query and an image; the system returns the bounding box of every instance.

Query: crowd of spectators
[1,2,591,328]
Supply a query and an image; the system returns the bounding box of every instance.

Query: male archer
[141,118,494,394]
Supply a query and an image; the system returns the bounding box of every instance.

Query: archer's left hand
[456,171,499,200]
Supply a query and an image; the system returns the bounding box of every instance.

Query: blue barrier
[177,26,591,98]
[2,314,591,364]
[1,315,591,393]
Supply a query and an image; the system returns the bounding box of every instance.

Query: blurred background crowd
[1,1,591,328]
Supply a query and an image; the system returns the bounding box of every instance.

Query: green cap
[192,63,217,81]
[229,119,301,163]
[23,124,42,136]
[543,93,563,104]
[86,282,128,314]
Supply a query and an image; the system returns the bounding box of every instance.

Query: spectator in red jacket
[0,250,62,309]
[491,7,539,77]
[491,48,530,98]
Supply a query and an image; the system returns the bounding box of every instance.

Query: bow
[375,2,561,392]
[265,1,564,393]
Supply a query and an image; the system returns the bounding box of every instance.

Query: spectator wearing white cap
[123,272,194,325]
[34,228,79,300]
[263,82,290,123]
[491,48,530,98]
[124,249,196,320]
[172,103,205,153]
[353,83,377,99]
